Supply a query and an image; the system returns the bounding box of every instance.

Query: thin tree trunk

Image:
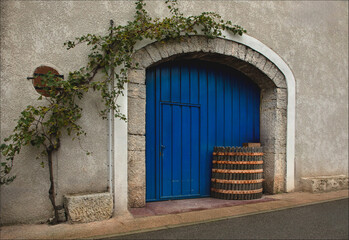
[47,148,59,224]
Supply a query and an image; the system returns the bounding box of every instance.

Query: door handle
[160,145,165,157]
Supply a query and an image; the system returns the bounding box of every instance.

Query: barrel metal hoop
[210,188,263,194]
[211,169,263,174]
[211,178,264,184]
[212,152,264,156]
[212,160,264,165]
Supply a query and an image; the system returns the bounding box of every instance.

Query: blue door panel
[146,60,260,201]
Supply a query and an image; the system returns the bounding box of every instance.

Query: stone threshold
[130,196,276,218]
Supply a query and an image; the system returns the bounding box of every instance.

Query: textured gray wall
[1,0,348,224]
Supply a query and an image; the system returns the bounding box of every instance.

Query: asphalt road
[105,199,349,239]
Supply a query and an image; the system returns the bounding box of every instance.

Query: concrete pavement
[0,190,348,239]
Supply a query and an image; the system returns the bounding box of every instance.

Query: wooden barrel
[210,146,264,200]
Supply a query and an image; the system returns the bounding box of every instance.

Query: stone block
[197,36,209,52]
[274,153,286,179]
[128,69,145,84]
[244,48,256,65]
[145,44,162,63]
[128,150,146,208]
[260,109,277,139]
[223,40,234,56]
[153,41,169,59]
[129,186,146,208]
[263,60,279,80]
[64,192,113,223]
[250,51,264,67]
[128,150,146,188]
[128,97,146,135]
[301,175,349,193]
[236,43,247,61]
[254,54,267,71]
[275,108,287,139]
[261,98,278,111]
[273,71,287,88]
[128,83,146,99]
[180,38,191,53]
[132,48,154,68]
[189,36,202,52]
[128,134,145,151]
[207,38,218,53]
[261,138,286,154]
[273,175,286,193]
[173,40,185,54]
[262,152,286,194]
[262,152,275,194]
[276,88,287,109]
[164,39,185,57]
[261,88,287,110]
[261,87,276,102]
[165,42,179,57]
[213,38,226,55]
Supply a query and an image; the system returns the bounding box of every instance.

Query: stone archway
[127,36,290,207]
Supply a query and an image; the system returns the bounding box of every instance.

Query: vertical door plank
[161,66,171,102]
[239,79,247,145]
[232,74,240,146]
[216,70,225,146]
[190,65,199,104]
[224,71,232,146]
[247,80,254,142]
[191,106,200,194]
[146,68,156,200]
[172,105,182,196]
[171,64,181,102]
[254,85,260,141]
[181,64,190,103]
[155,67,162,199]
[181,106,191,195]
[199,65,208,196]
[161,104,172,198]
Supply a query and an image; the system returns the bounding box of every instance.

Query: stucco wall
[1,0,348,224]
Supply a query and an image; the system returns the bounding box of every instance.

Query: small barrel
[211,146,264,200]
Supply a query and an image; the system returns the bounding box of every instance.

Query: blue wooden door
[146,60,260,201]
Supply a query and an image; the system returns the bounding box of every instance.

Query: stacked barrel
[210,146,264,200]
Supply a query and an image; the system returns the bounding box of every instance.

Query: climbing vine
[0,0,246,223]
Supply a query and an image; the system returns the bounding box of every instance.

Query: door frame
[121,35,295,209]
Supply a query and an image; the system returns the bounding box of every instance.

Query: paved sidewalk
[1,190,348,240]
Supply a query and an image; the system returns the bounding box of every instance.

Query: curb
[90,195,349,239]
[1,190,348,240]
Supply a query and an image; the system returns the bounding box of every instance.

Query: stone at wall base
[301,175,348,193]
[64,192,113,223]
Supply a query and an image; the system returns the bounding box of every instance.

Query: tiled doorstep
[1,190,348,240]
